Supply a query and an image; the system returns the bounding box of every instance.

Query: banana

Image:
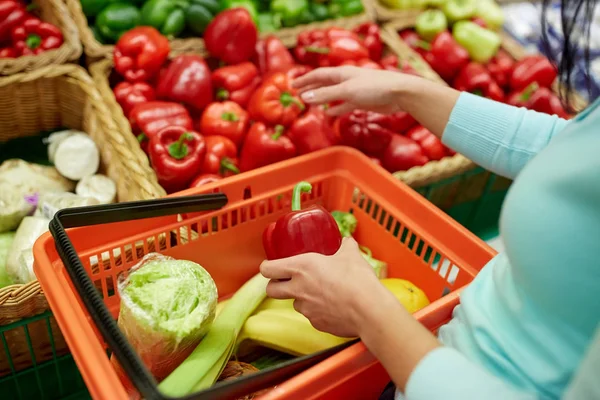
[255,298,294,313]
[236,308,351,357]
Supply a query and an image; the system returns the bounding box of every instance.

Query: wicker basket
[66,0,374,60]
[0,64,165,376]
[0,0,81,75]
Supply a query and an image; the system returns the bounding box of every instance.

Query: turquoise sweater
[397,93,600,399]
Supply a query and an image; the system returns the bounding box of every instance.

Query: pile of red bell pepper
[399,26,570,118]
[0,0,64,58]
[110,12,453,193]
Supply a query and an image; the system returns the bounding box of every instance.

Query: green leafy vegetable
[331,210,357,238]
[0,232,15,288]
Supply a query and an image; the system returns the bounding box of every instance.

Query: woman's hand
[260,237,395,338]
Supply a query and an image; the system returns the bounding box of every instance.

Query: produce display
[0,0,64,58]
[111,181,429,398]
[0,130,116,287]
[110,19,454,194]
[80,0,365,44]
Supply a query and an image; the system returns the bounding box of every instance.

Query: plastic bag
[0,159,75,194]
[0,182,34,233]
[112,253,218,397]
[0,232,15,288]
[6,216,50,283]
[35,192,100,220]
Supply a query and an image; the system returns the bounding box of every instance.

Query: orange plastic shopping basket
[34,147,496,400]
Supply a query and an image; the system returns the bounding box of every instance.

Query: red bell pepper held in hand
[0,0,29,40]
[405,125,447,161]
[199,101,249,147]
[288,106,338,155]
[113,82,156,118]
[295,28,369,68]
[336,110,397,156]
[156,54,213,112]
[202,135,240,177]
[507,83,569,118]
[11,18,63,56]
[148,126,206,193]
[353,23,383,61]
[424,31,470,82]
[382,134,428,173]
[254,36,295,75]
[510,55,557,91]
[129,101,193,152]
[248,72,305,127]
[487,49,514,89]
[399,30,429,57]
[238,123,296,172]
[262,181,342,260]
[189,173,221,188]
[114,27,169,83]
[211,62,261,108]
[454,62,504,102]
[204,8,257,65]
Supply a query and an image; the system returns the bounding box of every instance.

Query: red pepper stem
[216,88,229,101]
[271,125,285,140]
[520,82,539,101]
[220,158,240,175]
[168,133,193,160]
[137,133,147,143]
[280,92,305,110]
[291,181,312,211]
[305,46,330,54]
[221,111,239,122]
[416,40,431,51]
[26,34,42,50]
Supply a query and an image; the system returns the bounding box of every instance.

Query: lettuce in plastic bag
[0,232,15,288]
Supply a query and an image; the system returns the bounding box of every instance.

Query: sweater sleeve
[442,93,570,180]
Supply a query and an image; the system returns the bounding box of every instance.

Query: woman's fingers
[292,67,346,90]
[266,279,295,299]
[325,102,356,116]
[260,259,296,280]
[301,83,348,105]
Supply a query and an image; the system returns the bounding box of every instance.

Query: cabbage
[0,232,15,288]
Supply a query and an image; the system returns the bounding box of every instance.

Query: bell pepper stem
[221,111,239,122]
[137,133,147,143]
[291,181,312,211]
[26,34,42,50]
[520,82,539,101]
[280,92,305,110]
[416,40,431,51]
[168,133,193,160]
[271,125,285,140]
[305,46,330,54]
[26,3,37,11]
[216,88,229,101]
[472,89,484,96]
[220,158,240,175]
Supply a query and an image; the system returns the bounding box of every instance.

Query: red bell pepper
[487,49,514,89]
[288,106,338,155]
[507,83,569,118]
[370,157,382,167]
[156,54,213,112]
[211,62,261,108]
[340,58,382,69]
[199,101,249,147]
[424,31,470,82]
[295,28,369,68]
[262,181,342,260]
[405,125,447,161]
[114,27,169,83]
[148,126,206,193]
[238,123,296,172]
[11,17,63,56]
[275,64,313,82]
[189,173,221,188]
[248,72,305,127]
[353,23,383,61]
[204,8,257,65]
[386,111,417,134]
[510,55,557,91]
[381,134,428,173]
[379,54,419,75]
[335,110,397,156]
[129,101,193,152]
[454,62,505,102]
[398,30,429,57]
[202,135,239,176]
[254,36,295,75]
[113,82,156,118]
[0,47,16,57]
[0,0,29,41]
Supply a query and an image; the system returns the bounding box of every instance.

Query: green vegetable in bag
[0,232,15,288]
[331,210,357,238]
[360,246,387,279]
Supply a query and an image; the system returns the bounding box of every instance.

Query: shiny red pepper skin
[129,101,193,152]
[268,64,313,82]
[454,62,505,102]
[189,173,221,188]
[204,8,257,65]
[113,81,156,118]
[263,181,342,260]
[424,31,470,82]
[202,135,239,176]
[340,58,382,69]
[238,123,296,172]
[353,23,383,61]
[399,30,429,57]
[254,36,295,75]
[148,126,206,193]
[288,106,338,155]
[386,111,418,134]
[379,54,419,75]
[487,49,514,89]
[0,1,29,41]
[199,101,249,147]
[211,62,261,109]
[114,27,169,83]
[11,17,64,56]
[295,28,369,68]
[405,125,447,161]
[248,72,305,127]
[156,54,213,112]
[510,55,557,91]
[381,134,428,173]
[336,110,397,156]
[0,47,16,58]
[507,83,569,118]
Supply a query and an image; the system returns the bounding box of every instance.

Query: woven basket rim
[0,0,82,75]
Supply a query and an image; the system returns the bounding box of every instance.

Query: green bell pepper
[452,20,501,63]
[95,3,142,43]
[221,0,259,22]
[185,0,220,36]
[443,0,476,23]
[257,12,282,32]
[415,9,447,41]
[310,2,329,21]
[90,25,106,44]
[378,0,425,10]
[271,0,309,27]
[141,0,186,38]
[80,0,116,18]
[327,0,364,17]
[475,0,505,30]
